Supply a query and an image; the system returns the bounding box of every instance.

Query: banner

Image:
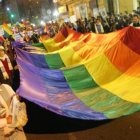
[99,8,107,19]
[0,27,4,36]
[13,33,24,42]
[13,31,33,42]
[93,8,99,18]
[70,15,77,23]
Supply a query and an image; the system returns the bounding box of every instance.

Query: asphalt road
[23,99,140,140]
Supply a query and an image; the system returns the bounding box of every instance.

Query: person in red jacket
[0,46,13,86]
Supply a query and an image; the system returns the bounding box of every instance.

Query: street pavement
[23,99,140,140]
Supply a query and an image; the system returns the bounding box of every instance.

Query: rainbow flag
[3,21,13,37]
[44,24,48,33]
[14,26,140,120]
[32,42,45,49]
[25,31,30,42]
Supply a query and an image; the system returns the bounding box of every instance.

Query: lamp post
[6,7,15,25]
[7,7,10,11]
[6,7,12,24]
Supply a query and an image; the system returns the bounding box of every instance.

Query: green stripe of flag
[62,64,140,119]
[44,53,65,69]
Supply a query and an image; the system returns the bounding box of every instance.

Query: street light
[7,7,10,11]
[32,23,35,27]
[53,10,59,17]
[11,14,14,18]
[47,9,51,15]
[6,7,13,24]
[40,20,45,25]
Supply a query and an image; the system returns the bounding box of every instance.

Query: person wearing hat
[0,46,13,86]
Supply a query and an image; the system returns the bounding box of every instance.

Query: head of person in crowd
[111,14,115,20]
[33,31,36,35]
[96,19,101,25]
[125,11,128,16]
[133,15,139,23]
[8,35,15,42]
[97,16,102,22]
[119,13,123,18]
[91,17,96,23]
[123,16,127,22]
[132,10,137,15]
[128,14,133,19]
[137,7,140,12]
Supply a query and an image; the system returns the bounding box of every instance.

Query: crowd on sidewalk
[65,11,140,34]
[29,12,140,41]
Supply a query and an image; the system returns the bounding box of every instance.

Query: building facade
[0,0,42,23]
[0,0,13,23]
[58,0,93,20]
[57,0,139,20]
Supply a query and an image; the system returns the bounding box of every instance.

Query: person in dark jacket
[130,15,140,27]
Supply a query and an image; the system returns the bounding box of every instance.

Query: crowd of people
[4,9,139,45]
[66,12,140,34]
[0,39,27,139]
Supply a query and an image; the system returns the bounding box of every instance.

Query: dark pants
[0,71,13,86]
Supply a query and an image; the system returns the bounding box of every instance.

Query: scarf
[0,54,13,78]
[94,23,104,34]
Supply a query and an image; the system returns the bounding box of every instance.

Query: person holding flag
[24,31,30,43]
[30,32,39,44]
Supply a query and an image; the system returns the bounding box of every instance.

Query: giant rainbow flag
[14,26,140,120]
